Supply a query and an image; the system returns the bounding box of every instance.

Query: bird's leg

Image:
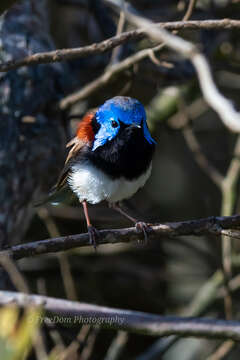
[82,200,99,249]
[110,202,151,243]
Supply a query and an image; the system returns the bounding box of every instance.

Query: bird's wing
[53,136,85,192]
[34,137,86,206]
[34,109,95,206]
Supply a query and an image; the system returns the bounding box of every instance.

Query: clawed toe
[87,225,99,250]
[135,221,152,244]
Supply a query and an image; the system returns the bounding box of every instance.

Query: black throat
[85,120,155,180]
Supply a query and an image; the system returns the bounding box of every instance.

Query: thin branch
[1,215,240,260]
[0,20,240,73]
[0,256,29,293]
[182,0,198,21]
[206,340,235,360]
[104,331,128,360]
[221,135,240,319]
[0,30,143,72]
[80,327,100,360]
[59,44,162,110]
[59,326,90,360]
[107,2,240,132]
[136,270,231,360]
[169,97,224,187]
[1,291,240,340]
[38,207,78,301]
[109,1,126,66]
[183,125,224,187]
[59,0,198,109]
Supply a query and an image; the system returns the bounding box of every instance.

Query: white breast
[67,162,152,204]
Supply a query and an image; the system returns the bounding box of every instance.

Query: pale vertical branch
[104,331,128,360]
[221,135,240,319]
[37,207,78,301]
[80,327,100,360]
[109,0,126,65]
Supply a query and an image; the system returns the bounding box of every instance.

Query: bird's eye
[111,120,118,128]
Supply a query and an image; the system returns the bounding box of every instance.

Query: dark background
[1,0,240,359]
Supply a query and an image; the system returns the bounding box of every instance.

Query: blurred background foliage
[1,0,240,359]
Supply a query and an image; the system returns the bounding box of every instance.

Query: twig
[104,331,128,360]
[108,3,240,132]
[0,30,142,72]
[173,85,240,320]
[0,256,29,293]
[206,340,235,360]
[169,96,224,187]
[221,135,240,319]
[59,0,197,109]
[218,274,240,297]
[183,121,224,188]
[1,20,240,73]
[1,290,240,340]
[137,270,225,360]
[109,0,126,66]
[80,327,100,360]
[59,44,162,110]
[182,0,198,21]
[38,207,78,301]
[1,215,240,260]
[60,326,91,360]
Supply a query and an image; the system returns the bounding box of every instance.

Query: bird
[53,96,156,247]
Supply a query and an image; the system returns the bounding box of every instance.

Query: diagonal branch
[108,2,240,133]
[0,30,143,72]
[1,290,240,341]
[59,0,198,110]
[0,20,240,73]
[59,44,162,109]
[1,215,240,260]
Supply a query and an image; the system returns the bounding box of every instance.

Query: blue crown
[93,96,155,150]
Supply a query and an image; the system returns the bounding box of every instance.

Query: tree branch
[110,3,240,133]
[59,0,198,110]
[1,290,240,340]
[0,30,143,72]
[59,44,162,110]
[0,19,240,73]
[1,215,240,260]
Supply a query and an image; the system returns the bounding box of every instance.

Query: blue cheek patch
[92,118,119,151]
[92,96,156,151]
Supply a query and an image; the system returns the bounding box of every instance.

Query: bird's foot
[87,225,99,250]
[135,221,152,245]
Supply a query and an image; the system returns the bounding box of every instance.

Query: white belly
[67,162,152,204]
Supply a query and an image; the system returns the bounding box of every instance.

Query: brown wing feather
[53,111,95,193]
[54,137,85,192]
